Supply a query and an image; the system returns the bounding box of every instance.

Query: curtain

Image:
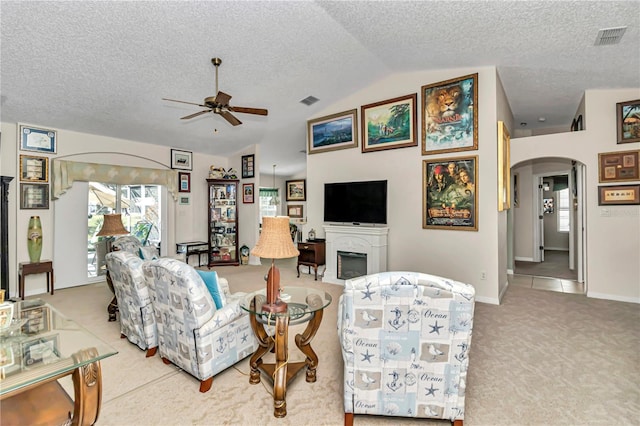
[259,188,279,197]
[52,160,179,201]
[552,175,569,192]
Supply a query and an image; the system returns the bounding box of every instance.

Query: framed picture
[179,195,190,205]
[423,156,478,231]
[19,305,51,334]
[598,184,640,206]
[0,343,15,370]
[241,154,255,178]
[20,183,49,210]
[286,179,306,201]
[616,99,640,144]
[422,73,478,155]
[287,204,304,218]
[361,93,417,153]
[598,150,639,183]
[20,155,49,183]
[171,149,193,170]
[543,198,555,214]
[497,121,511,211]
[307,109,358,155]
[21,334,60,368]
[242,183,254,204]
[178,172,190,193]
[0,303,14,331]
[19,124,57,154]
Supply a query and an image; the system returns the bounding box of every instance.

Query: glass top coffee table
[240,286,331,418]
[0,299,117,425]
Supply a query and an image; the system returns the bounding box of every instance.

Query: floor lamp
[251,216,299,313]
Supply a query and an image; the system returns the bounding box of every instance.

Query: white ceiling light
[594,26,627,46]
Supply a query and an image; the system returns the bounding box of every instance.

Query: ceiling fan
[162,57,268,126]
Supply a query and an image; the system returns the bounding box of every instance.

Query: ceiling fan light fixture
[300,96,319,106]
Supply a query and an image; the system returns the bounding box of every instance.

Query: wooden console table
[18,260,54,300]
[240,287,332,418]
[296,240,325,280]
[0,299,117,425]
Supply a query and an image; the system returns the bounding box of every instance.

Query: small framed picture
[598,184,640,206]
[19,124,57,154]
[19,304,51,334]
[287,204,304,218]
[179,195,190,205]
[286,179,306,201]
[598,150,639,183]
[171,149,193,170]
[543,198,555,214]
[179,172,191,193]
[20,155,49,183]
[21,334,60,368]
[242,154,255,179]
[0,343,15,370]
[20,183,49,210]
[0,303,14,331]
[616,99,640,144]
[242,183,254,204]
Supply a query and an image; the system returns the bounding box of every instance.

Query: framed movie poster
[423,156,478,231]
[422,73,478,155]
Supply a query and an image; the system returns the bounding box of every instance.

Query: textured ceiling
[1,1,638,176]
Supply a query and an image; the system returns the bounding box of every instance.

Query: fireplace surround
[322,225,388,285]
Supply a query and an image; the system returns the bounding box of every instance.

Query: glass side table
[240,286,331,418]
[0,299,118,425]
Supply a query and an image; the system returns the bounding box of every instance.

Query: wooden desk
[18,260,54,300]
[297,241,325,281]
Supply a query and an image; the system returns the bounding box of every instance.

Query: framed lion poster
[422,73,478,155]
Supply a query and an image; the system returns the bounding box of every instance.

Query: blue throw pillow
[196,270,224,309]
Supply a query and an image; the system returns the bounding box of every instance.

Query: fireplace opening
[337,251,367,280]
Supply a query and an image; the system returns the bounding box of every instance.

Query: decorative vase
[27,215,43,263]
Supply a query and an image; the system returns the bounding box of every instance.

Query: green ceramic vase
[27,215,43,263]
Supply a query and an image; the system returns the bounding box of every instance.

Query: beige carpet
[29,259,639,426]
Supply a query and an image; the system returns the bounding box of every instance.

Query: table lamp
[96,213,129,252]
[251,216,299,313]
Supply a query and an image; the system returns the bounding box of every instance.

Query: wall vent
[300,95,319,106]
[594,26,626,46]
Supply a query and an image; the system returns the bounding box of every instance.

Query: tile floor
[509,273,585,295]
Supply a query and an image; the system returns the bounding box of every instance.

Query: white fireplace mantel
[322,224,388,285]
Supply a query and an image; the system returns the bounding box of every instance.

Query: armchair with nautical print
[338,271,475,426]
[142,258,257,393]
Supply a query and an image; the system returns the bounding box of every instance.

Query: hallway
[512,250,584,294]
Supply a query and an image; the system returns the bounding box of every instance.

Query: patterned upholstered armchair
[142,258,257,393]
[105,251,158,357]
[338,271,475,426]
[112,235,143,253]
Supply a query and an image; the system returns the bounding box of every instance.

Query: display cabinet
[207,179,239,266]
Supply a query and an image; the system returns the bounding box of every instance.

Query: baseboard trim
[475,295,500,305]
[514,256,535,262]
[587,292,640,304]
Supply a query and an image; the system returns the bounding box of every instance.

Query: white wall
[305,66,503,304]
[0,122,229,297]
[511,88,640,303]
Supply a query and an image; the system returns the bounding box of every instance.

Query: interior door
[538,177,545,262]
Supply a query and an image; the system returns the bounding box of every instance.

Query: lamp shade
[251,216,299,259]
[96,214,129,237]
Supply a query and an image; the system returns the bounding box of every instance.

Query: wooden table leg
[248,298,274,385]
[272,315,289,418]
[295,308,323,382]
[71,348,103,426]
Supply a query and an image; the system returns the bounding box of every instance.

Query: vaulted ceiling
[1,1,638,176]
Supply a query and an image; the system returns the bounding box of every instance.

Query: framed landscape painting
[617,99,640,144]
[307,109,358,154]
[423,156,478,231]
[422,73,478,155]
[361,93,417,153]
[286,179,306,201]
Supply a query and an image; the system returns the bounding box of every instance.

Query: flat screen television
[324,180,387,225]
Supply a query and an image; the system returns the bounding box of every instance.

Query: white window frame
[557,187,570,233]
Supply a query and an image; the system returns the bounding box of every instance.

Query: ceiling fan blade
[230,106,268,116]
[214,91,232,106]
[220,111,242,126]
[163,98,207,107]
[181,110,210,120]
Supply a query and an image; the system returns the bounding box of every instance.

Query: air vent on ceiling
[300,95,319,106]
[594,26,627,46]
